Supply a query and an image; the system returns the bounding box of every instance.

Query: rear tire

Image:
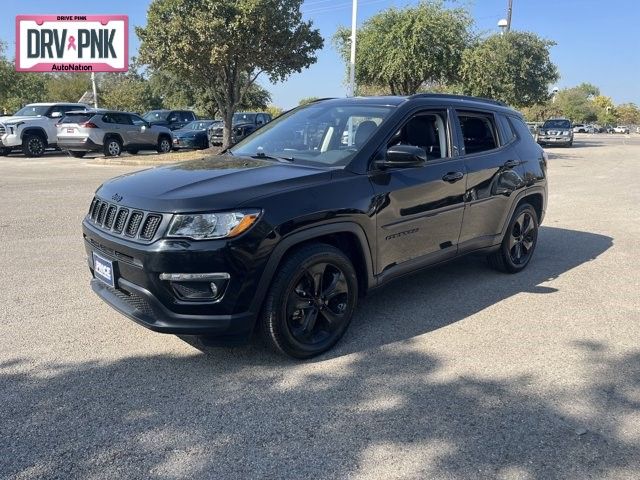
[22,134,46,157]
[260,244,358,359]
[157,136,172,154]
[68,151,86,158]
[103,137,122,157]
[488,203,539,274]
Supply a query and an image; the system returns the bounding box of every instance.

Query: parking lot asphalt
[1,134,639,479]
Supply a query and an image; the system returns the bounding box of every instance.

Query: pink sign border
[15,14,129,72]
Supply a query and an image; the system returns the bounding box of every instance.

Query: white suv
[0,103,89,157]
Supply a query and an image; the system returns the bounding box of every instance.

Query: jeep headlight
[563,130,570,136]
[167,210,261,240]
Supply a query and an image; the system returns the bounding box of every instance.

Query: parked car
[208,112,272,146]
[142,109,197,131]
[572,124,588,133]
[172,120,218,150]
[0,102,89,157]
[83,94,547,358]
[537,118,573,147]
[613,125,630,134]
[57,109,173,157]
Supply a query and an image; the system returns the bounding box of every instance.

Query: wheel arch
[249,222,375,317]
[21,127,48,143]
[103,133,124,146]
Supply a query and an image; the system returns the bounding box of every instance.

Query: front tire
[103,137,122,157]
[260,244,358,359]
[488,203,539,273]
[0,147,11,156]
[157,136,172,154]
[22,134,46,157]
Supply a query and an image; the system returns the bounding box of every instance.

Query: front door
[371,110,466,273]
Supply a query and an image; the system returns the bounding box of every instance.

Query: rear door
[371,108,466,272]
[453,109,524,250]
[131,114,156,146]
[112,113,137,146]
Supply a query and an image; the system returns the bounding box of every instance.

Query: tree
[460,31,559,107]
[100,71,161,114]
[298,96,320,106]
[45,73,92,102]
[615,103,640,125]
[265,105,284,119]
[554,86,598,123]
[137,0,323,148]
[592,95,616,125]
[333,1,472,95]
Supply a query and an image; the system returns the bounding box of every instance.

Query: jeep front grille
[87,197,164,242]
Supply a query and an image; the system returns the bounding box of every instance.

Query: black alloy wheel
[508,211,536,266]
[22,134,46,157]
[261,244,358,358]
[488,203,539,273]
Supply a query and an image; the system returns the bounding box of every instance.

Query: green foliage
[137,0,323,147]
[265,105,284,118]
[100,71,161,114]
[333,1,472,95]
[298,96,320,106]
[592,95,616,125]
[45,73,92,102]
[615,103,640,125]
[553,86,598,123]
[461,32,559,107]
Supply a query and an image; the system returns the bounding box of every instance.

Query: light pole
[348,0,358,97]
[91,72,98,108]
[506,0,513,32]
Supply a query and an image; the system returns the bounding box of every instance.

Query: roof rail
[408,93,508,107]
[308,97,336,104]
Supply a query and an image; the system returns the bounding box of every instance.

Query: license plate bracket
[93,252,115,287]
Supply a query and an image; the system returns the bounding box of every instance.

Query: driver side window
[388,111,449,160]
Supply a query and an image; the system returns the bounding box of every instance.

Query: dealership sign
[16,15,128,72]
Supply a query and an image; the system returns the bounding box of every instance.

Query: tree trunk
[222,105,234,149]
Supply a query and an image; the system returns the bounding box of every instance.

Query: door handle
[503,160,520,169]
[442,171,464,183]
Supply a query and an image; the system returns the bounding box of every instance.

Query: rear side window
[182,111,196,122]
[457,112,498,155]
[497,114,516,143]
[112,113,133,125]
[60,112,93,124]
[509,116,535,141]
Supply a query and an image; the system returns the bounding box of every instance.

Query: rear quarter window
[509,116,536,141]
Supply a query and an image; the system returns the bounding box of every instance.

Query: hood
[0,115,43,124]
[96,154,331,212]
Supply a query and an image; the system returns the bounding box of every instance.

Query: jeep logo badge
[16,15,128,72]
[111,193,123,203]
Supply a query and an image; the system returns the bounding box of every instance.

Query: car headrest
[355,121,378,147]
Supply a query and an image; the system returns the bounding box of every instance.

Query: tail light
[81,122,99,128]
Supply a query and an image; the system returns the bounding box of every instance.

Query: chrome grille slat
[86,197,163,242]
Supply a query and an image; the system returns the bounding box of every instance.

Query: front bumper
[83,220,267,340]
[172,137,200,149]
[537,136,572,145]
[0,132,21,148]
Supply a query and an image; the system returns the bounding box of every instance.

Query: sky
[1,0,638,109]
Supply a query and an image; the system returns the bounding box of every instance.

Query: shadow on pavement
[0,226,623,478]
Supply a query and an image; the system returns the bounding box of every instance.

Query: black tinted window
[60,112,93,124]
[112,113,132,125]
[388,111,449,160]
[498,114,516,143]
[457,112,498,154]
[509,116,535,141]
[543,119,571,129]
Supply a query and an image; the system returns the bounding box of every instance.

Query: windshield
[543,119,571,129]
[14,105,50,117]
[232,113,256,125]
[143,111,170,121]
[231,103,394,167]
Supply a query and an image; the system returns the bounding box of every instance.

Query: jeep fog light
[160,273,230,301]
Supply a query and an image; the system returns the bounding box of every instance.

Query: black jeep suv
[83,95,547,358]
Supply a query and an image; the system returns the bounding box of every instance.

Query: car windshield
[14,105,50,117]
[232,113,256,125]
[543,119,571,129]
[185,121,214,131]
[143,111,170,121]
[231,103,394,167]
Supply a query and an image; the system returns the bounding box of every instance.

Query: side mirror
[375,145,427,169]
[50,111,62,118]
